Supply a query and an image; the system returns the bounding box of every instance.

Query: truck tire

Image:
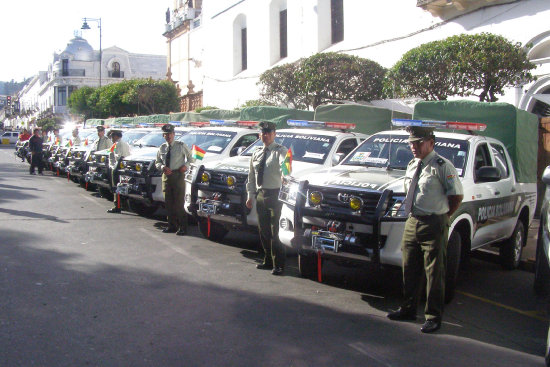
[445,231,461,304]
[127,199,158,217]
[534,223,550,296]
[298,252,318,280]
[500,221,524,270]
[198,218,228,242]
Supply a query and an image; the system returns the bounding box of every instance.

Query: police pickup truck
[116,125,193,216]
[187,120,367,242]
[279,119,536,301]
[85,128,152,200]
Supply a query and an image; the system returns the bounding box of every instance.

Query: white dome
[62,36,95,61]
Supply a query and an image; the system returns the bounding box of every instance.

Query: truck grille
[202,170,248,194]
[308,185,382,217]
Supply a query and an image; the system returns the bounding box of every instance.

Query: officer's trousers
[401,214,449,321]
[256,189,285,268]
[162,171,187,231]
[30,152,43,174]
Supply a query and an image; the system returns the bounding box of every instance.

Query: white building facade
[9,36,167,127]
[166,0,550,116]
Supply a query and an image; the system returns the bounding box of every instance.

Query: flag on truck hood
[110,143,117,153]
[192,144,205,160]
[65,139,73,147]
[281,149,292,176]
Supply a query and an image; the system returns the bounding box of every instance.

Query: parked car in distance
[1,131,19,144]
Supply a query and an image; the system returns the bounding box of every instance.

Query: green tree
[298,52,386,108]
[68,86,95,119]
[387,33,536,102]
[258,53,386,109]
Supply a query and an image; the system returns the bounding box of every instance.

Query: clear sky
[0,0,171,82]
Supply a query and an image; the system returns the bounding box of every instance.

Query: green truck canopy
[239,106,314,129]
[314,104,411,135]
[413,100,538,183]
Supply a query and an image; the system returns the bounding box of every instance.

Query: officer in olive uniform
[72,128,82,146]
[107,130,131,213]
[155,124,193,235]
[94,126,111,151]
[387,126,463,333]
[246,121,288,275]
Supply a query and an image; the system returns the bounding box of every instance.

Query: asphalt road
[0,145,547,366]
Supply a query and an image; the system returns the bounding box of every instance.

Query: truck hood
[202,156,325,177]
[297,165,407,193]
[124,147,158,161]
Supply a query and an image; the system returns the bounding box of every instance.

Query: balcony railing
[108,71,125,78]
[54,69,86,78]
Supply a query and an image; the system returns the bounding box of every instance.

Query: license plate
[120,175,131,184]
[312,235,338,252]
[199,202,218,215]
[116,184,129,195]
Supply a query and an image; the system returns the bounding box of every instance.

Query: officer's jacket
[404,150,463,216]
[246,141,288,200]
[73,136,81,146]
[94,136,111,151]
[155,140,193,172]
[109,140,131,168]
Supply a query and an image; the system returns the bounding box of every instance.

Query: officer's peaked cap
[406,126,435,142]
[258,121,276,132]
[162,124,175,133]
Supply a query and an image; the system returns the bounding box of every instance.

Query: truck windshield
[179,129,237,154]
[342,134,468,175]
[123,130,156,146]
[133,131,167,147]
[241,132,336,164]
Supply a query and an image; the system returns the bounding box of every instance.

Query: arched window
[233,15,247,75]
[112,62,121,78]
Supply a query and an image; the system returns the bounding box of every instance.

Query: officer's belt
[258,188,280,193]
[409,213,446,220]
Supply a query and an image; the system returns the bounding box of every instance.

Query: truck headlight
[308,191,323,206]
[100,156,106,163]
[119,161,126,169]
[226,175,236,188]
[201,172,211,183]
[135,163,142,172]
[349,196,363,211]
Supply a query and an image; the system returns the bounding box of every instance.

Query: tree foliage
[258,53,386,109]
[387,33,536,102]
[68,79,180,118]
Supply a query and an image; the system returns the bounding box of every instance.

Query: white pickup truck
[279,120,537,302]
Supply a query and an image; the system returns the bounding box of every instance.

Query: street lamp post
[81,17,102,87]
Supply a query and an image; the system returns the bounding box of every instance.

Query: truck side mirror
[542,165,550,185]
[476,166,501,182]
[332,152,345,166]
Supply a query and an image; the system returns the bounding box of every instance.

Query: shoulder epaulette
[436,158,445,166]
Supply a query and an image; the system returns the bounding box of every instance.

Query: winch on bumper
[283,179,407,267]
[188,165,251,227]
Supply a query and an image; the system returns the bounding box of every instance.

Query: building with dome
[11,35,166,126]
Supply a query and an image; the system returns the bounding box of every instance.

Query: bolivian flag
[54,137,60,145]
[192,144,205,160]
[65,139,73,147]
[110,143,117,153]
[281,148,292,176]
[84,138,89,146]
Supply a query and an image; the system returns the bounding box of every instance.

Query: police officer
[72,128,82,146]
[246,121,288,275]
[107,130,131,213]
[387,126,463,333]
[155,124,193,235]
[28,128,44,175]
[94,126,111,151]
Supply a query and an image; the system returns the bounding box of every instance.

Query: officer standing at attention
[94,126,111,151]
[246,121,288,275]
[155,124,193,235]
[72,128,82,146]
[387,126,463,333]
[107,130,131,213]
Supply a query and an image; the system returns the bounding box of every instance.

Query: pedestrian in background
[246,121,288,276]
[107,130,130,213]
[155,124,193,235]
[28,128,44,175]
[387,126,463,333]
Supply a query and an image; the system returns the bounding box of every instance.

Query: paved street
[0,144,547,367]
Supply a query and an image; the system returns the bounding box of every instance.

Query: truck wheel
[127,200,158,217]
[298,252,318,280]
[500,221,524,270]
[445,231,461,304]
[534,223,550,296]
[198,218,228,242]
